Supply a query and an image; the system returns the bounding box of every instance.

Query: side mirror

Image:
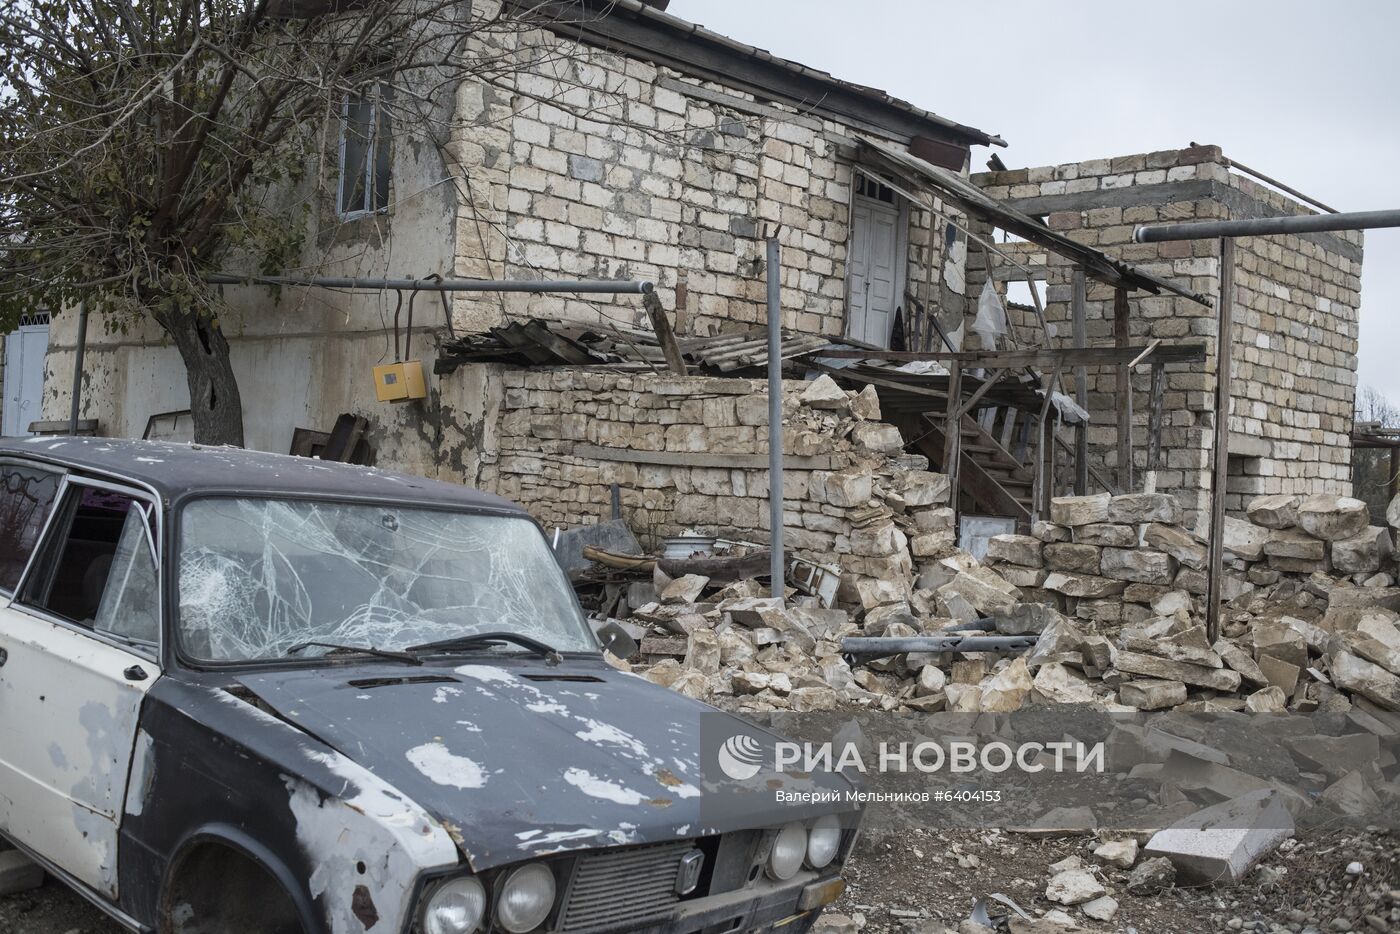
[594,621,639,660]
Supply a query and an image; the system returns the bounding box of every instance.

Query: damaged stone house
[13,0,1366,567]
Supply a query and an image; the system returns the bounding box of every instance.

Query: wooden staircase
[911,412,1034,523]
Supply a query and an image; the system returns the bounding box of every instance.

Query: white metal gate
[3,313,50,437]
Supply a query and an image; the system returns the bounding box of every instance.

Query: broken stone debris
[601,486,1400,722]
[580,464,1400,897]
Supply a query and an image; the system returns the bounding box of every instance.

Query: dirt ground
[2,829,1395,934]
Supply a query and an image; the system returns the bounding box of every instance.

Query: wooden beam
[1072,269,1088,495]
[644,292,688,375]
[812,342,1207,368]
[1147,361,1165,470]
[1037,363,1062,520]
[1206,237,1236,644]
[944,363,963,518]
[951,368,1008,422]
[572,444,839,471]
[1114,287,1134,492]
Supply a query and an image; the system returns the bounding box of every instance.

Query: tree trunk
[163,310,245,447]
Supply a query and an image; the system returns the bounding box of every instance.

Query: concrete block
[1144,790,1294,884]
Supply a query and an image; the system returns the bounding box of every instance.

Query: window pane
[373,92,391,211]
[93,509,159,645]
[339,93,372,214]
[178,499,597,662]
[0,464,60,591]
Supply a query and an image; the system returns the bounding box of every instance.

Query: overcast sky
[679,0,1400,405]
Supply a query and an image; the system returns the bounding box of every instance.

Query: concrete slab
[1143,790,1294,884]
[0,850,44,896]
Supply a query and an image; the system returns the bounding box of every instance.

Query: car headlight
[807,815,841,869]
[422,877,486,934]
[767,822,807,881]
[496,862,557,933]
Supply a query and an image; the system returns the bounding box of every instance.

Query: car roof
[0,436,523,512]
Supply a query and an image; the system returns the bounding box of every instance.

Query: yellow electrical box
[372,360,428,403]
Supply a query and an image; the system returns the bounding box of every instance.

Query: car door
[0,472,162,898]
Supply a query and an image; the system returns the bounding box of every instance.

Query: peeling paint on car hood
[234,657,856,870]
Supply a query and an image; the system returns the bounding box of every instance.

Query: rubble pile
[606,483,1400,722]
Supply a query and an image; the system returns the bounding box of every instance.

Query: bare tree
[1353,384,1400,520]
[0,0,645,444]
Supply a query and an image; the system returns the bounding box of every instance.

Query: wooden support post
[644,292,687,375]
[1147,361,1165,471]
[944,363,963,520]
[1114,287,1134,492]
[1036,364,1062,520]
[1072,269,1088,495]
[1206,237,1236,644]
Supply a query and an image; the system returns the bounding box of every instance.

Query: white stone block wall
[443,28,959,345]
[477,367,931,569]
[970,145,1362,525]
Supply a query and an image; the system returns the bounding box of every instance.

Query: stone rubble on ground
[591,417,1400,907]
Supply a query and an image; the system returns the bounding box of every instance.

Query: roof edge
[538,0,1005,148]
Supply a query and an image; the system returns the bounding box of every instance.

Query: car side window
[21,484,160,647]
[0,462,62,593]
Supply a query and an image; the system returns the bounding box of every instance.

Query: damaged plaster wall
[970,145,1362,527]
[37,86,465,476]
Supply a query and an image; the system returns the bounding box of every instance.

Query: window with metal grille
[337,84,392,218]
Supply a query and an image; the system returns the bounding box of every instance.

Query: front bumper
[626,871,842,934]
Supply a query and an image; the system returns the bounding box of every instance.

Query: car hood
[235,657,857,870]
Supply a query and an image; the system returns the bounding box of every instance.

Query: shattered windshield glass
[177,498,598,662]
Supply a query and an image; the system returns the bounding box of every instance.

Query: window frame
[10,473,163,661]
[0,456,66,599]
[336,83,392,220]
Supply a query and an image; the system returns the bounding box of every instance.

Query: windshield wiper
[285,641,423,665]
[406,631,563,665]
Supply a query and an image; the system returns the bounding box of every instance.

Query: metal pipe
[206,273,655,294]
[1224,157,1338,215]
[68,299,89,435]
[1134,209,1400,243]
[766,235,784,608]
[1205,237,1236,644]
[841,635,1038,656]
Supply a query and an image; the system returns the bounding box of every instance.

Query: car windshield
[177,497,598,662]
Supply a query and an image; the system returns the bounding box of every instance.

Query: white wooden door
[3,318,50,437]
[848,190,902,348]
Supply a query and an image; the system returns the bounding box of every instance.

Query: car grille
[561,841,690,931]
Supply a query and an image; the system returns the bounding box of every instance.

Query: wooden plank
[572,444,839,471]
[1206,237,1236,644]
[1114,287,1134,492]
[1072,269,1088,495]
[1147,361,1165,470]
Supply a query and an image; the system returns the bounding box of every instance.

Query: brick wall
[971,146,1361,529]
